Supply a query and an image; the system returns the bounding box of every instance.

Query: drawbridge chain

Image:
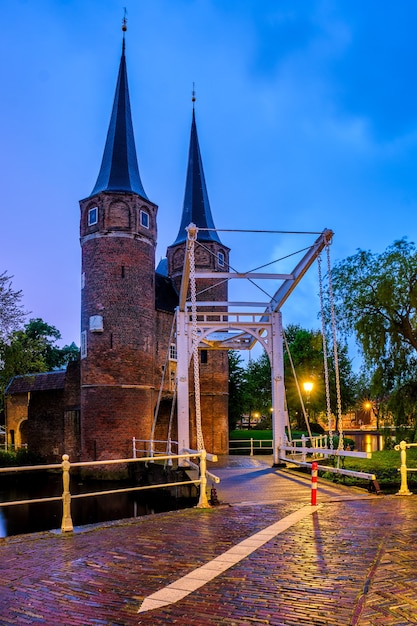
[325,242,343,450]
[317,253,334,450]
[189,232,205,452]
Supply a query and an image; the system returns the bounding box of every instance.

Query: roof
[89,39,148,199]
[156,257,168,276]
[155,272,179,313]
[170,109,222,246]
[5,370,67,395]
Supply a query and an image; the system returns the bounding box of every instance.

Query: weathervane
[122,7,127,34]
[192,82,196,108]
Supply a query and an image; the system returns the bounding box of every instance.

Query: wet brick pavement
[0,457,416,625]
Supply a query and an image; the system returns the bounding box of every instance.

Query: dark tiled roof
[170,109,221,246]
[89,40,148,200]
[155,272,178,313]
[5,370,67,395]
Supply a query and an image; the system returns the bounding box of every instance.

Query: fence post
[132,437,137,459]
[395,440,413,496]
[61,454,74,532]
[250,438,254,456]
[311,461,318,506]
[301,434,306,462]
[197,449,210,508]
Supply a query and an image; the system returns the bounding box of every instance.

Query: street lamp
[303,381,314,422]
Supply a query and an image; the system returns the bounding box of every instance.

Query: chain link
[189,234,205,451]
[317,254,334,450]
[325,243,343,450]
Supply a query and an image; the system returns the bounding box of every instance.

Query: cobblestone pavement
[0,457,416,625]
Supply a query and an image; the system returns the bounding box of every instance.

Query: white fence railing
[132,438,178,464]
[229,438,273,455]
[0,449,219,534]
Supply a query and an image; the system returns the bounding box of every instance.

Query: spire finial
[122,8,128,34]
[192,82,196,109]
[121,8,127,52]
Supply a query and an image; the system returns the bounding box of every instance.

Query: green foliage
[0,448,45,467]
[284,324,356,428]
[0,272,26,342]
[228,325,357,433]
[329,238,417,426]
[228,351,247,430]
[230,430,273,441]
[0,449,19,467]
[0,318,79,410]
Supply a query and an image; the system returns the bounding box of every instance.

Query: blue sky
[2,0,417,369]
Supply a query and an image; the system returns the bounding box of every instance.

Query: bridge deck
[208,455,371,504]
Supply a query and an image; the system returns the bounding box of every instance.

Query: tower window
[169,343,177,361]
[88,207,98,226]
[218,252,225,267]
[140,210,149,229]
[81,330,87,359]
[81,272,85,289]
[200,349,208,364]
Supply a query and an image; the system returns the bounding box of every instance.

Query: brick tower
[167,106,230,454]
[79,34,158,460]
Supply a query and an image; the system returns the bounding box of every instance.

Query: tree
[284,324,356,430]
[0,318,79,409]
[244,351,272,425]
[228,326,356,432]
[228,350,246,430]
[329,238,417,428]
[0,272,26,342]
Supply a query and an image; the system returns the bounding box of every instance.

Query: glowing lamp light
[303,381,314,394]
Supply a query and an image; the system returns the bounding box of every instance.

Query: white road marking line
[138,504,319,613]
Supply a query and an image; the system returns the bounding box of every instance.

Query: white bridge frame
[175,224,334,465]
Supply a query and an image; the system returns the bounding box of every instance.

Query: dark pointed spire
[90,23,148,199]
[171,104,221,245]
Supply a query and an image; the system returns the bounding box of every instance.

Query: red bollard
[311,461,318,506]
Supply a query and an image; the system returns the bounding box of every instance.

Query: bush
[15,448,44,466]
[0,449,45,467]
[0,450,18,467]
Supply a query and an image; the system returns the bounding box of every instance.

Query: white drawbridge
[175,224,335,465]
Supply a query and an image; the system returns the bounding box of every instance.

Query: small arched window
[140,210,150,229]
[88,207,98,226]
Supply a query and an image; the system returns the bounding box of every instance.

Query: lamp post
[303,381,314,423]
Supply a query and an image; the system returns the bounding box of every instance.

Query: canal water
[0,472,197,538]
[344,430,394,453]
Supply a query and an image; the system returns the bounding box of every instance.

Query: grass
[230,430,274,441]
[337,447,417,487]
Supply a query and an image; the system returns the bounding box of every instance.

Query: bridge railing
[132,438,179,465]
[0,449,218,534]
[229,438,273,455]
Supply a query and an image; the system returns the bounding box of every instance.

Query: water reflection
[0,474,197,538]
[0,509,6,538]
[345,431,392,453]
